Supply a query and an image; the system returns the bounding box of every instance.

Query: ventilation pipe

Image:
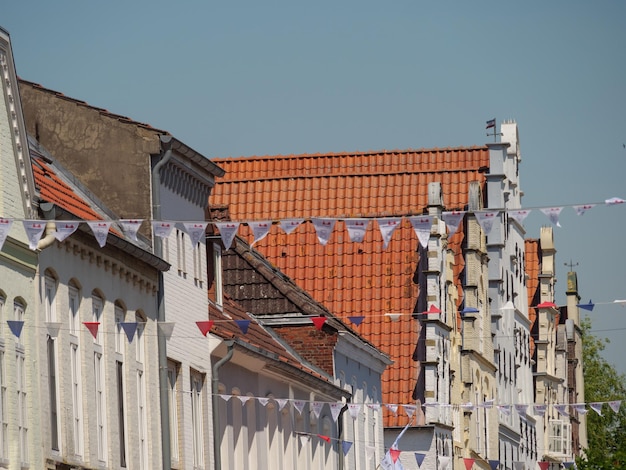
[212,339,235,470]
[36,202,57,250]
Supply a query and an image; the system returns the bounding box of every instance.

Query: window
[135,312,145,364]
[176,229,187,277]
[0,293,5,337]
[92,294,103,345]
[115,305,126,355]
[0,351,7,460]
[17,353,28,464]
[68,285,80,336]
[14,300,25,347]
[116,361,127,467]
[137,370,147,469]
[209,242,223,308]
[548,420,571,455]
[167,361,180,463]
[45,275,60,451]
[94,351,107,462]
[191,370,205,468]
[70,342,83,456]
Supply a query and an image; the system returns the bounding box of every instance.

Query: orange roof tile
[210,146,490,426]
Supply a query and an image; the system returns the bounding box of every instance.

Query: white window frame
[191,371,205,468]
[69,285,80,336]
[548,420,571,456]
[213,243,223,308]
[17,352,28,465]
[70,342,84,457]
[167,361,180,464]
[45,276,61,453]
[0,350,7,461]
[92,295,103,345]
[137,369,148,469]
[94,351,107,463]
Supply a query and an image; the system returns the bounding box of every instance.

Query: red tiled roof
[210,146,490,426]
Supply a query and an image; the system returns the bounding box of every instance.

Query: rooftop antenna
[564,260,579,271]
[486,118,502,142]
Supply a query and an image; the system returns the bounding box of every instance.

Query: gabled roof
[210,147,490,426]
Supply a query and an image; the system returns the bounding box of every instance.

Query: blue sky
[3,1,626,375]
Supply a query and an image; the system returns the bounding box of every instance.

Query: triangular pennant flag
[120,322,138,342]
[248,221,272,246]
[554,404,570,417]
[342,441,353,456]
[577,299,595,311]
[513,462,525,470]
[367,403,381,411]
[311,218,336,245]
[475,211,499,235]
[196,320,214,337]
[330,402,344,422]
[276,398,289,411]
[514,404,528,416]
[386,313,401,322]
[158,321,175,340]
[298,434,309,446]
[423,304,441,315]
[152,221,174,239]
[533,404,547,416]
[508,209,531,225]
[119,219,143,241]
[573,403,588,415]
[390,448,401,463]
[311,401,324,419]
[538,461,550,470]
[573,204,595,216]
[380,451,395,470]
[311,316,327,330]
[292,399,306,415]
[317,434,331,444]
[344,218,370,243]
[540,207,563,227]
[87,221,112,247]
[464,457,475,470]
[219,394,232,402]
[386,404,399,415]
[365,445,376,461]
[258,397,270,407]
[537,301,557,309]
[0,218,14,251]
[609,400,622,413]
[348,316,365,327]
[409,216,433,248]
[279,218,304,235]
[488,460,500,470]
[461,402,475,412]
[415,453,426,468]
[183,222,209,246]
[235,319,251,334]
[7,320,24,338]
[442,211,465,237]
[215,222,240,250]
[498,405,511,416]
[348,403,362,420]
[605,197,625,205]
[22,220,46,250]
[403,404,417,419]
[54,221,80,242]
[83,321,100,339]
[45,321,62,338]
[589,402,603,416]
[483,399,494,409]
[376,217,402,249]
[439,456,450,469]
[563,461,575,469]
[237,396,252,406]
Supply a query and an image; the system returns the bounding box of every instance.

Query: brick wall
[275,324,337,376]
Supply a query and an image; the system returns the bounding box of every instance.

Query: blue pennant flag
[7,320,24,338]
[236,319,251,334]
[120,322,138,342]
[414,452,426,467]
[348,316,365,326]
[341,441,353,456]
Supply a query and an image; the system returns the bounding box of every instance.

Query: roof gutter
[212,339,235,470]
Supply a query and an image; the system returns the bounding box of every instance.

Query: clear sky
[3,1,626,375]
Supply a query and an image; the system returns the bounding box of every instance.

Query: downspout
[212,339,235,470]
[152,135,173,470]
[37,202,57,250]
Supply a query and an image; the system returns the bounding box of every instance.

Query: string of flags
[0,196,623,252]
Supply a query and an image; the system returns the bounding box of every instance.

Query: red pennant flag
[317,434,331,443]
[538,462,550,470]
[423,304,441,315]
[536,301,557,309]
[464,457,475,470]
[311,317,327,330]
[390,448,401,463]
[196,320,214,337]
[83,321,100,339]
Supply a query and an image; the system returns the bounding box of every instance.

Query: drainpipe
[212,339,235,470]
[152,135,173,470]
[37,202,57,250]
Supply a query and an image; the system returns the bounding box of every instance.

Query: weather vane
[564,260,579,271]
[486,118,502,142]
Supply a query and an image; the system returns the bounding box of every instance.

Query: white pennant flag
[590,402,603,416]
[152,221,174,239]
[292,399,306,415]
[237,396,252,406]
[533,404,547,416]
[376,218,402,249]
[439,456,451,469]
[540,207,563,227]
[87,221,112,247]
[248,220,272,246]
[119,219,143,241]
[258,397,270,407]
[54,221,80,242]
[554,404,569,417]
[605,197,625,205]
[311,401,324,419]
[348,403,361,420]
[215,222,240,250]
[219,394,232,402]
[365,445,376,461]
[609,400,622,413]
[330,402,344,422]
[23,220,46,250]
[367,403,381,412]
[514,404,528,416]
[403,404,417,419]
[276,398,289,411]
[442,211,465,237]
[498,405,511,416]
[386,404,399,416]
[508,209,531,225]
[183,222,208,246]
[311,218,336,246]
[573,403,588,415]
[483,399,494,409]
[408,216,433,248]
[344,218,370,242]
[461,402,475,412]
[280,218,304,234]
[475,211,499,235]
[573,204,596,216]
[0,218,13,251]
[158,321,175,340]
